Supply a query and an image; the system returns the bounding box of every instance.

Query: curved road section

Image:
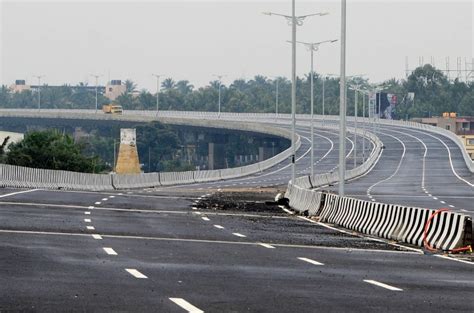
[0,110,472,312]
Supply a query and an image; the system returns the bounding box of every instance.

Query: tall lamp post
[273,77,280,118]
[349,84,364,168]
[213,75,224,118]
[295,39,337,177]
[152,74,162,117]
[33,75,44,111]
[338,0,347,197]
[90,74,101,114]
[263,2,328,183]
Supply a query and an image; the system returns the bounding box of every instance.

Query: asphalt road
[0,118,473,312]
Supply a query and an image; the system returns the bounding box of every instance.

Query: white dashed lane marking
[92,234,102,240]
[84,212,91,215]
[440,201,446,204]
[84,219,91,223]
[298,257,324,266]
[125,268,148,279]
[88,206,94,209]
[102,198,108,201]
[86,226,95,230]
[109,196,115,198]
[214,225,224,229]
[94,202,101,205]
[449,205,455,208]
[169,298,204,313]
[103,247,118,255]
[259,243,275,249]
[201,217,210,221]
[232,233,246,238]
[364,280,403,291]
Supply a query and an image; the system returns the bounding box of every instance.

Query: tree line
[1,64,473,119]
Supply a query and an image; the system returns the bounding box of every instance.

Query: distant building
[416,113,474,160]
[9,80,31,93]
[105,80,126,100]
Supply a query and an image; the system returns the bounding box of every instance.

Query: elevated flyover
[0,108,472,312]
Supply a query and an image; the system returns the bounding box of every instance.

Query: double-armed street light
[90,74,101,114]
[33,75,44,111]
[294,39,337,177]
[263,1,328,183]
[152,74,163,117]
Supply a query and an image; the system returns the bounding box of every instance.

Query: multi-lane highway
[0,114,473,312]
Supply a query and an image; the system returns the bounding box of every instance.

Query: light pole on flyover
[295,39,337,178]
[152,74,162,117]
[90,74,101,114]
[263,1,328,184]
[338,0,347,197]
[213,75,224,118]
[33,75,44,111]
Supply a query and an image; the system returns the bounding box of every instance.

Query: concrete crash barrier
[112,173,160,189]
[285,185,472,250]
[0,163,113,191]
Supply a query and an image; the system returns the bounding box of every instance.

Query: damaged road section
[194,188,406,251]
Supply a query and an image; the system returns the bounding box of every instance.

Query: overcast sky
[1,0,472,91]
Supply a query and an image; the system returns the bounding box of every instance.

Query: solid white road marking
[298,257,324,266]
[84,211,91,215]
[232,233,246,238]
[86,226,95,230]
[259,243,275,249]
[92,234,102,240]
[0,189,39,199]
[169,298,204,313]
[194,212,202,215]
[364,280,403,291]
[94,202,101,205]
[214,225,224,229]
[125,268,147,279]
[84,219,91,223]
[103,247,118,255]
[201,217,210,221]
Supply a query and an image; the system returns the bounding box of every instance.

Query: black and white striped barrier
[285,185,472,250]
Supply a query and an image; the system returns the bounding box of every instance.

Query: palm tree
[161,78,176,91]
[124,79,137,93]
[176,80,194,95]
[0,136,10,158]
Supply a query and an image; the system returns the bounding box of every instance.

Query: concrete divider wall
[285,184,471,250]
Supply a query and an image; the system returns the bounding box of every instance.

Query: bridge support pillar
[208,134,227,170]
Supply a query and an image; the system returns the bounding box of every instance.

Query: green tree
[5,130,106,173]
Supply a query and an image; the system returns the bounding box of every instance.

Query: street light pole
[354,88,358,168]
[263,4,328,184]
[152,74,161,117]
[213,75,224,118]
[362,90,366,162]
[275,78,279,118]
[295,40,336,177]
[291,0,296,183]
[338,0,347,197]
[34,75,44,111]
[90,74,101,113]
[322,76,326,127]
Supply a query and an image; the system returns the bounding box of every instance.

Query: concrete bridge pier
[208,134,227,170]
